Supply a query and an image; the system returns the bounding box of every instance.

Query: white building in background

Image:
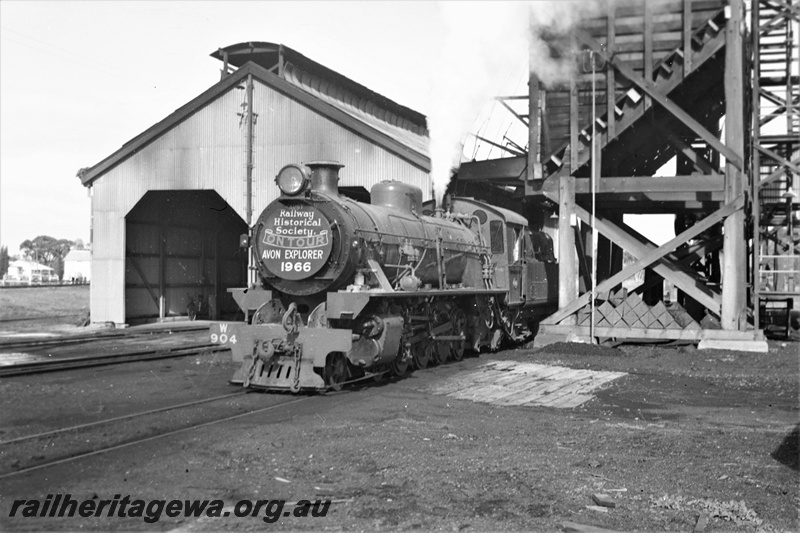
[4,260,58,284]
[64,249,91,283]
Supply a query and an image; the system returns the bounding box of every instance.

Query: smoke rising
[427,1,601,207]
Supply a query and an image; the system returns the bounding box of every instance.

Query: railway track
[0,343,229,377]
[0,325,209,350]
[0,390,313,479]
[0,352,407,480]
[0,327,462,480]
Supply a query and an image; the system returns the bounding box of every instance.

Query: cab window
[513,230,536,262]
[523,232,536,260]
[489,220,504,253]
[510,227,521,262]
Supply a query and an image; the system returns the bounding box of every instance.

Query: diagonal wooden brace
[663,131,718,175]
[543,195,744,325]
[756,146,800,177]
[757,156,800,190]
[128,255,160,310]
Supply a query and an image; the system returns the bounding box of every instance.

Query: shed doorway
[125,191,247,323]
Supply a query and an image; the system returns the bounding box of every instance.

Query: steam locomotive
[211,161,558,391]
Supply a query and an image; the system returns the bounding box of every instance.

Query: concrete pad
[698,338,769,353]
[566,333,594,344]
[529,332,571,348]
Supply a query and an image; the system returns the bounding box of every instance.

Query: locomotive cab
[509,224,558,309]
[440,197,558,321]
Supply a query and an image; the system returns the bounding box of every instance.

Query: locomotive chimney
[307,161,344,195]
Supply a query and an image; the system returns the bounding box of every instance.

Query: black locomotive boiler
[211,161,558,391]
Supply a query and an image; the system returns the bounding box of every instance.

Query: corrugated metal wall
[90,80,431,324]
[250,81,431,215]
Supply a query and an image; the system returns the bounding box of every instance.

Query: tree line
[0,236,87,281]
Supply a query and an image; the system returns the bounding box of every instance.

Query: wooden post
[529,72,541,181]
[158,216,166,321]
[246,74,254,227]
[558,174,578,324]
[570,35,579,173]
[213,229,220,320]
[200,210,206,306]
[219,49,229,81]
[721,0,746,330]
[606,1,616,140]
[245,73,256,289]
[683,0,693,77]
[643,0,653,111]
[751,0,761,331]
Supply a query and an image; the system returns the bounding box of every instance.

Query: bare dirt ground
[0,325,797,532]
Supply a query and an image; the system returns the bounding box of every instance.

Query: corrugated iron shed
[80,42,430,186]
[78,42,432,325]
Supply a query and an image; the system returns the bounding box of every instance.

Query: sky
[0,1,446,255]
[0,0,675,258]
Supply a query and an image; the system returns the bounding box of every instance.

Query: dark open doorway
[125,190,247,323]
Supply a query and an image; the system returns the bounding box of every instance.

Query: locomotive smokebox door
[255,204,333,281]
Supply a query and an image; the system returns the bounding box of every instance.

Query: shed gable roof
[212,42,427,134]
[79,60,430,187]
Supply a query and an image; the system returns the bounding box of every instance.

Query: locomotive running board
[327,289,507,320]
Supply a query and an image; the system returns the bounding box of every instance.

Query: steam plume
[427,1,600,207]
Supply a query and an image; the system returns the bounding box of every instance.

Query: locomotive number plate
[210,322,237,345]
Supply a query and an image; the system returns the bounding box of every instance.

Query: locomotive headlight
[275,164,309,196]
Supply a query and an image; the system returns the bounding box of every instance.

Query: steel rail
[0,344,228,377]
[0,390,250,446]
[0,326,210,350]
[0,396,313,480]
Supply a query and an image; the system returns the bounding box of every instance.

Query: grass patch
[0,285,90,321]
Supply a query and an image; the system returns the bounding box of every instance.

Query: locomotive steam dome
[371,181,423,215]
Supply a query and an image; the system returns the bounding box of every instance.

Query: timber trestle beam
[456,1,774,346]
[542,195,744,325]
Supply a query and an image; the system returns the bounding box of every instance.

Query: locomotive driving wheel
[431,301,451,365]
[412,342,431,369]
[392,344,412,377]
[434,339,450,365]
[449,308,467,361]
[481,298,494,329]
[494,298,522,342]
[501,307,523,341]
[324,352,348,391]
